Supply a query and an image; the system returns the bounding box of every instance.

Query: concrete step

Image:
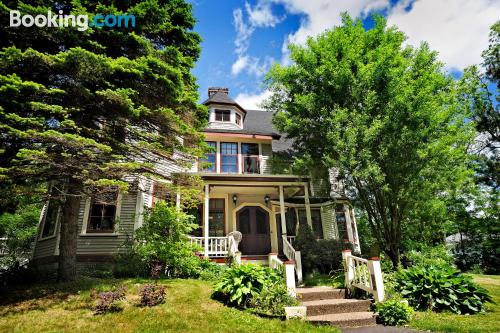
[302,299,372,316]
[307,311,377,328]
[297,287,346,301]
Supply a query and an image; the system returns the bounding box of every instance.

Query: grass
[0,278,340,333]
[409,274,500,333]
[303,271,344,288]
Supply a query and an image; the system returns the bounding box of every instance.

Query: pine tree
[0,0,206,280]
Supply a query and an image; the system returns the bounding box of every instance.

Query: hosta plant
[212,264,282,307]
[395,266,491,314]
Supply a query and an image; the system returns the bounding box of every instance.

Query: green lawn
[0,278,340,333]
[409,274,500,333]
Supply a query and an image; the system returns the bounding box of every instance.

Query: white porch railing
[286,235,296,245]
[282,235,303,284]
[342,250,384,301]
[188,235,240,259]
[268,253,296,297]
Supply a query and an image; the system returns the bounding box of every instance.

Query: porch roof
[190,173,310,183]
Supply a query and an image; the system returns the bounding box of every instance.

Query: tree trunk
[58,181,82,281]
[386,246,400,268]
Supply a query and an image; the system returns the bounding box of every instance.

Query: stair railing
[268,253,296,297]
[342,249,384,301]
[282,235,303,284]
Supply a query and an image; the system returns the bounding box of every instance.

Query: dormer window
[235,113,242,126]
[215,109,230,122]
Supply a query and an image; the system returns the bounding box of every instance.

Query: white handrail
[189,236,230,257]
[282,235,303,284]
[268,253,296,297]
[342,250,384,301]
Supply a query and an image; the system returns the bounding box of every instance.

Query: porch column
[344,204,355,244]
[175,186,181,212]
[304,183,312,228]
[279,185,287,236]
[349,206,361,253]
[204,184,210,258]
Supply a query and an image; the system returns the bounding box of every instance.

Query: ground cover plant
[375,298,413,326]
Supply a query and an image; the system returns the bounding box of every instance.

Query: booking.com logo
[9,10,135,31]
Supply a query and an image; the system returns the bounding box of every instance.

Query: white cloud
[232,55,249,75]
[232,1,284,77]
[387,0,500,71]
[235,90,272,110]
[245,1,283,27]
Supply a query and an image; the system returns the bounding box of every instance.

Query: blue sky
[189,0,499,109]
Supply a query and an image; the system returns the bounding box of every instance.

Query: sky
[189,0,500,109]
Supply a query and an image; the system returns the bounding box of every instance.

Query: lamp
[233,194,237,204]
[264,195,270,204]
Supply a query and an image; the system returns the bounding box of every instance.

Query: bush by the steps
[375,298,413,326]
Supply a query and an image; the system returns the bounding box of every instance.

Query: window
[235,113,242,125]
[200,141,216,172]
[209,198,225,236]
[40,200,59,239]
[335,204,349,240]
[241,143,260,174]
[298,209,323,239]
[220,142,238,173]
[87,191,118,233]
[215,109,230,122]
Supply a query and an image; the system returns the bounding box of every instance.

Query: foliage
[91,286,126,315]
[248,281,299,317]
[134,202,199,278]
[111,250,149,278]
[213,264,282,307]
[293,223,319,274]
[395,266,492,314]
[405,245,455,269]
[375,298,413,326]
[139,284,165,307]
[0,203,40,256]
[196,258,227,281]
[304,271,344,288]
[316,239,353,274]
[264,14,476,266]
[0,0,206,281]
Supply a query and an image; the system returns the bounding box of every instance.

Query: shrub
[294,224,319,275]
[395,266,492,314]
[248,281,299,316]
[213,264,282,307]
[405,245,455,269]
[134,202,200,278]
[197,258,226,281]
[316,239,353,274]
[139,284,166,307]
[91,286,126,315]
[112,250,149,278]
[375,299,413,326]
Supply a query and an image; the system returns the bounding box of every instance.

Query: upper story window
[87,191,118,233]
[215,109,231,122]
[220,142,238,173]
[201,141,217,172]
[235,113,242,126]
[242,143,260,174]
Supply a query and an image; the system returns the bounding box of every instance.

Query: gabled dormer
[203,87,246,130]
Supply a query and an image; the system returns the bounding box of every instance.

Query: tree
[264,15,475,266]
[0,0,206,280]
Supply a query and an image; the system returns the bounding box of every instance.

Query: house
[31,87,361,276]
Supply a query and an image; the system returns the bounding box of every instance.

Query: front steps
[297,287,377,328]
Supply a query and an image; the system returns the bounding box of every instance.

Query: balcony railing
[242,155,260,174]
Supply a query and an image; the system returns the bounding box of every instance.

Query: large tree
[264,15,476,265]
[0,0,206,280]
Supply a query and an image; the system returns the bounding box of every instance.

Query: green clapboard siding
[321,204,338,240]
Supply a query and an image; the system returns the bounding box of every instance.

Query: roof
[202,91,247,114]
[245,110,294,153]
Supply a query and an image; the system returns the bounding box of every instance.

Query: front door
[237,206,271,255]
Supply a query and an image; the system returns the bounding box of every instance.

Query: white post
[175,187,181,212]
[279,185,287,235]
[304,183,312,228]
[342,249,354,288]
[204,185,210,258]
[268,252,278,269]
[234,251,242,265]
[295,251,303,285]
[349,207,361,253]
[284,260,296,297]
[368,257,385,302]
[344,204,355,244]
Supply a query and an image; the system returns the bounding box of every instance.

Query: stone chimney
[208,87,229,97]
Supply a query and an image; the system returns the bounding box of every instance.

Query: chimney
[208,87,229,97]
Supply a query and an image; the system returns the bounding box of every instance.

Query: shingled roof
[202,87,246,114]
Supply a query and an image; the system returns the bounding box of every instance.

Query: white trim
[38,201,60,241]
